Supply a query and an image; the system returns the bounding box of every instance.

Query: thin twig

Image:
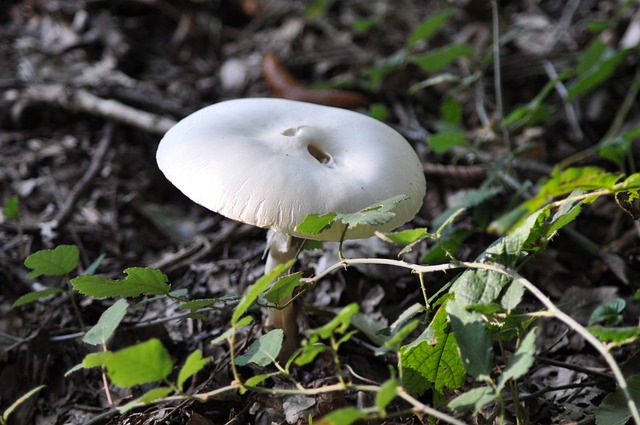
[537,357,615,381]
[10,84,176,135]
[53,123,115,229]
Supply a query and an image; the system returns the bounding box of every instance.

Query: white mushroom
[156,98,426,358]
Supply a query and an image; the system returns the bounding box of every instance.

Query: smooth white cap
[156,98,426,241]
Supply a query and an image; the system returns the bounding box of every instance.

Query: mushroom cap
[156,98,426,241]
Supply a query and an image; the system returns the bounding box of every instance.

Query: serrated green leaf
[12,288,65,307]
[295,213,337,236]
[448,386,496,413]
[264,272,304,305]
[71,267,170,298]
[490,167,623,234]
[3,195,19,221]
[410,43,474,73]
[105,338,173,387]
[177,349,209,391]
[400,301,466,395]
[406,10,453,49]
[235,329,283,367]
[336,195,409,228]
[447,300,493,381]
[118,387,174,413]
[378,228,431,245]
[83,299,128,346]
[24,245,79,278]
[316,407,367,425]
[232,260,295,326]
[497,328,537,392]
[375,378,398,413]
[428,133,467,153]
[589,326,640,346]
[595,375,640,425]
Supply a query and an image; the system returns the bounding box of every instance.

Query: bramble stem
[303,258,640,424]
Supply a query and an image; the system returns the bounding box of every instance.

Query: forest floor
[1,0,640,424]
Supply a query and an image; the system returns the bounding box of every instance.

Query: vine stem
[303,258,640,424]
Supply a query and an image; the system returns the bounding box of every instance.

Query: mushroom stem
[265,231,303,361]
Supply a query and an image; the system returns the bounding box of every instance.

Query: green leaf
[447,300,493,381]
[83,299,128,346]
[264,272,304,305]
[71,267,170,298]
[295,343,329,366]
[577,39,608,74]
[428,133,467,153]
[490,167,623,234]
[400,300,466,395]
[83,253,106,276]
[295,213,337,236]
[503,71,570,129]
[368,103,390,121]
[177,349,209,391]
[441,96,463,124]
[353,17,377,34]
[232,260,295,326]
[589,298,626,326]
[599,136,633,169]
[3,195,19,221]
[377,228,431,255]
[501,279,525,311]
[350,312,388,346]
[12,288,65,307]
[410,43,474,73]
[316,407,367,425]
[595,375,640,425]
[589,326,640,347]
[568,45,630,101]
[406,10,453,49]
[448,386,496,413]
[82,351,113,369]
[105,338,173,387]
[235,329,283,367]
[379,228,430,245]
[179,298,223,313]
[496,328,537,392]
[24,245,79,279]
[244,372,279,388]
[336,195,409,228]
[2,385,46,421]
[375,378,398,413]
[307,303,358,341]
[119,387,174,413]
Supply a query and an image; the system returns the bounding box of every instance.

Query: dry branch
[9,84,177,135]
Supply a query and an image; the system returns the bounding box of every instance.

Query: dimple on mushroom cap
[156,98,426,241]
